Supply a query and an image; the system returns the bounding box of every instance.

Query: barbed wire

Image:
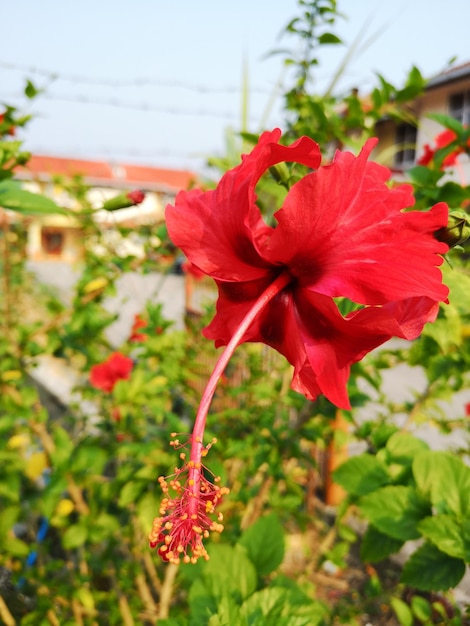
[0,59,272,94]
[2,87,270,121]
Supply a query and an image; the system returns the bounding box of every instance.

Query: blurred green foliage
[1,1,470,624]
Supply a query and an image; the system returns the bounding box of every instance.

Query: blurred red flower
[129,314,148,342]
[418,128,470,168]
[89,352,133,392]
[166,129,449,409]
[0,112,16,137]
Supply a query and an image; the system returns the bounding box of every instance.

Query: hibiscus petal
[267,138,449,305]
[165,129,322,282]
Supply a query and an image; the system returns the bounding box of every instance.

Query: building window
[394,123,417,169]
[449,91,470,125]
[42,229,64,255]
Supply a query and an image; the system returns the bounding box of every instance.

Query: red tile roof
[16,155,197,193]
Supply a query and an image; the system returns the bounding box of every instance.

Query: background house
[375,62,470,176]
[14,155,196,263]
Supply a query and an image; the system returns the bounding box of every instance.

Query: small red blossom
[166,129,449,409]
[89,352,134,393]
[126,189,146,204]
[0,112,16,137]
[418,128,470,168]
[465,402,470,417]
[149,435,227,563]
[417,143,435,167]
[129,314,149,342]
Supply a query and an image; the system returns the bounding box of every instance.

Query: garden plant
[1,1,470,624]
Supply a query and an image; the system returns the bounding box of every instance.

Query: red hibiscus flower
[166,129,449,410]
[418,128,470,168]
[150,130,449,565]
[129,314,148,342]
[89,352,134,392]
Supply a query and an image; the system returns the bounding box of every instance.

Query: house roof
[426,62,470,90]
[16,155,197,193]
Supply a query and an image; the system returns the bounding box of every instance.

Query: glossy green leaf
[418,515,470,561]
[0,180,68,214]
[401,542,466,591]
[385,432,429,465]
[239,513,285,576]
[359,486,430,541]
[413,451,470,518]
[391,597,413,626]
[360,524,404,563]
[428,113,465,135]
[198,544,257,601]
[411,595,432,621]
[332,453,389,497]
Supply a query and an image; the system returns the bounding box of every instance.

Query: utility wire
[2,88,267,121]
[0,60,271,94]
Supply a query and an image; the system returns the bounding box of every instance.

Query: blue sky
[1,0,469,174]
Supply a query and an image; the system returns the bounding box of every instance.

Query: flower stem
[188,270,292,504]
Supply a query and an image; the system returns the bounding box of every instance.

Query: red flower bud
[126,190,146,205]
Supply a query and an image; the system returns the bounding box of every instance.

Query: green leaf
[413,451,470,518]
[359,486,430,541]
[5,538,30,557]
[241,587,327,625]
[0,180,68,215]
[25,79,41,99]
[70,444,108,475]
[418,515,470,561]
[401,542,465,591]
[62,523,88,549]
[318,32,342,44]
[360,525,404,563]
[391,597,414,626]
[199,544,257,601]
[208,594,246,626]
[411,595,432,622]
[442,264,470,315]
[407,165,442,187]
[118,480,145,507]
[385,432,429,466]
[238,513,285,576]
[136,491,160,532]
[332,454,389,497]
[428,113,465,135]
